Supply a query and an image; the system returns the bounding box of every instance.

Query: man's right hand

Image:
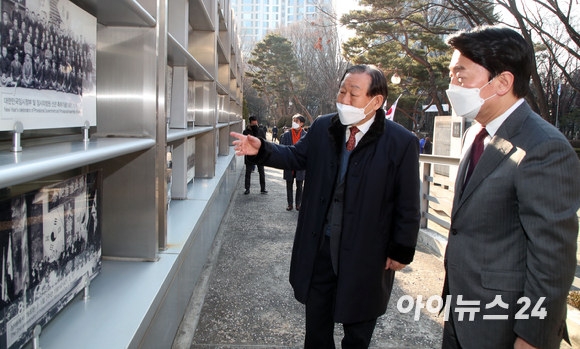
[231,132,261,156]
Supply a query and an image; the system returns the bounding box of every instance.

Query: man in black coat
[232,65,420,348]
[242,116,267,195]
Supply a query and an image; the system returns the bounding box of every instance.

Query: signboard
[0,172,101,349]
[453,122,461,138]
[0,0,97,131]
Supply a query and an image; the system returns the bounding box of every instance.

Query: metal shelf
[189,0,214,31]
[0,137,155,189]
[167,126,214,143]
[217,36,229,64]
[71,0,156,27]
[216,81,229,96]
[167,34,214,81]
[217,3,227,31]
[35,256,178,349]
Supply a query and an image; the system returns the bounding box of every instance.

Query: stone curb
[419,228,580,348]
[418,228,447,257]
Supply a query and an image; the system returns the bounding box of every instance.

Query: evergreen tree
[245,34,313,122]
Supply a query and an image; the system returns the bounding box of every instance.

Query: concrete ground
[173,165,575,349]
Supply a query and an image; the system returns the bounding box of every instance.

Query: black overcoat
[251,109,421,323]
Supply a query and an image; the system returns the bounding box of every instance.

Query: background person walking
[280,114,307,211]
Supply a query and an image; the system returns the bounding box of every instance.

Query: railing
[419,154,461,235]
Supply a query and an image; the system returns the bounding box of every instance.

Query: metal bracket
[32,325,41,349]
[11,121,23,152]
[83,278,91,301]
[82,121,91,143]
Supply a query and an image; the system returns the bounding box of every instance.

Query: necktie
[463,127,489,188]
[346,126,359,152]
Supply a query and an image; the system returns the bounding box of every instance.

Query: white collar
[349,114,376,135]
[484,98,525,137]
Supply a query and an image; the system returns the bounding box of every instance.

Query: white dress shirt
[346,115,376,149]
[461,98,525,160]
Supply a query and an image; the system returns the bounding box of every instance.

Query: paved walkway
[174,166,574,349]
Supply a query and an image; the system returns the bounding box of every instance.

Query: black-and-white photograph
[187,137,195,184]
[0,171,100,349]
[0,0,96,131]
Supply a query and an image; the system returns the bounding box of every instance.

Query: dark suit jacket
[444,101,580,348]
[251,109,421,323]
[243,126,266,165]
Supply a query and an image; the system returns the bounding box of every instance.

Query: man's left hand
[386,258,406,271]
[514,337,538,349]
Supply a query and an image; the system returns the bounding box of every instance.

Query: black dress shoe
[260,189,268,194]
[286,205,293,211]
[296,205,300,211]
[244,189,250,195]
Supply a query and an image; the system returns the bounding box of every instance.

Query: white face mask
[336,96,377,126]
[292,122,300,129]
[446,79,496,121]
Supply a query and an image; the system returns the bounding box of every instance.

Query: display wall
[0,0,243,347]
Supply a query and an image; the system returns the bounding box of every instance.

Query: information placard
[0,172,101,349]
[0,0,96,131]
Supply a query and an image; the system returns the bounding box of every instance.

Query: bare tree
[278,18,349,118]
[441,0,579,121]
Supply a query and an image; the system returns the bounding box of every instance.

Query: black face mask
[251,125,258,131]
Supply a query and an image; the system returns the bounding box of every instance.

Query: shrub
[568,291,580,309]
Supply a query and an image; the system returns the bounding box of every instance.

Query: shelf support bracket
[83,278,91,301]
[11,121,23,152]
[32,325,41,349]
[83,121,91,143]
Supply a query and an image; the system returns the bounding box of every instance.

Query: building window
[242,21,253,26]
[264,6,269,11]
[288,7,293,13]
[263,14,269,19]
[242,13,252,19]
[297,14,304,20]
[297,7,304,13]
[288,15,294,21]
[242,0,252,3]
[242,5,252,11]
[298,0,304,4]
[273,6,279,11]
[306,6,315,12]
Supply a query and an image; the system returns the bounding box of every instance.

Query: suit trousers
[442,305,462,349]
[245,164,265,191]
[305,236,377,349]
[286,177,303,206]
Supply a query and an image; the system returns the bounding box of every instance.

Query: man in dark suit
[242,116,267,195]
[442,26,580,349]
[231,65,420,348]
